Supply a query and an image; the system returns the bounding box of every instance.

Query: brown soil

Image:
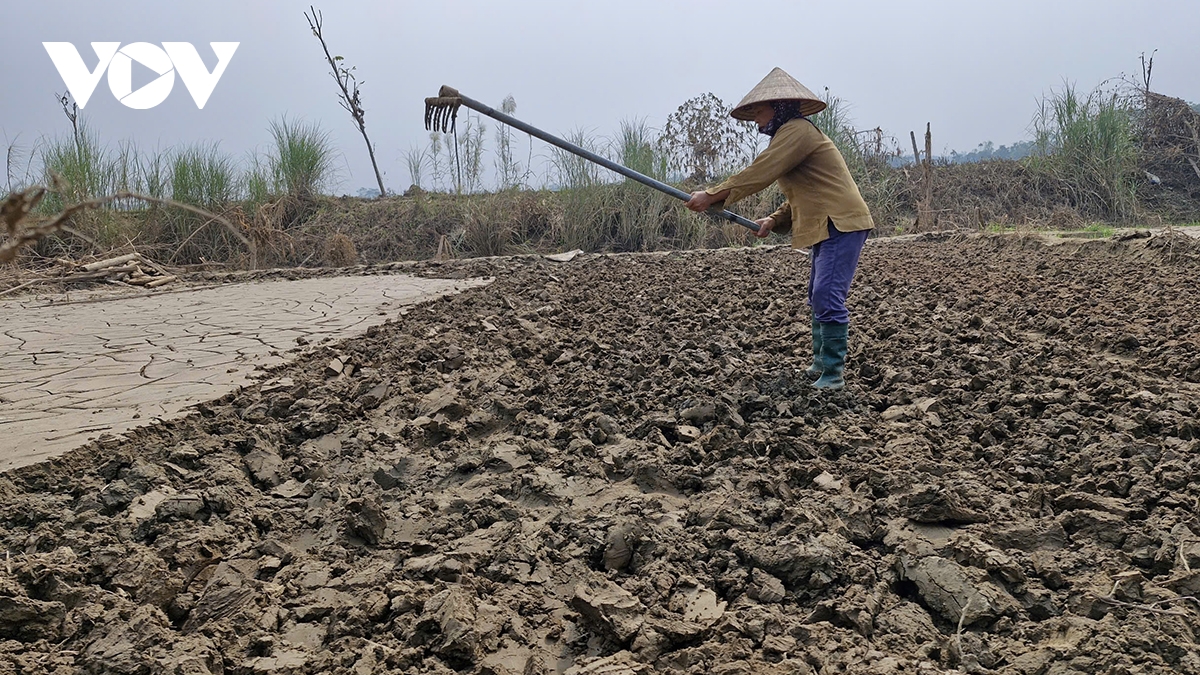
[2,234,1200,674]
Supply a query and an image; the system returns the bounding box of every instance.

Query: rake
[424,85,762,234]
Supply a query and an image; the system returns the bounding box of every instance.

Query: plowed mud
[2,233,1199,675]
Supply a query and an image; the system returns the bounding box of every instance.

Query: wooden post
[924,123,935,229]
[910,126,935,232]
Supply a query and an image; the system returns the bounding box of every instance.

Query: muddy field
[2,232,1200,674]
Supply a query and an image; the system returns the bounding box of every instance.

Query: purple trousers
[807,219,869,324]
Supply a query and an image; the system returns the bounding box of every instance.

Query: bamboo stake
[82,253,140,272]
[924,122,934,215]
[66,264,139,280]
[910,126,935,231]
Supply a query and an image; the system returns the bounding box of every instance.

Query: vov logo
[43,42,239,110]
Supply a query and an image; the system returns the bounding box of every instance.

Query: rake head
[424,85,463,134]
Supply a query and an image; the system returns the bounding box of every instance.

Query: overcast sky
[3,0,1197,195]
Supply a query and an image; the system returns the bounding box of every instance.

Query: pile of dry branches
[2,183,258,296]
[1141,92,1200,191]
[0,251,181,298]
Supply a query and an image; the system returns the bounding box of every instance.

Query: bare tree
[304,6,387,197]
[57,92,81,152]
[658,93,759,184]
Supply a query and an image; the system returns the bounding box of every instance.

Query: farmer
[685,67,874,391]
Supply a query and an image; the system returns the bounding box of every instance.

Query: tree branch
[304,6,387,197]
[2,188,256,268]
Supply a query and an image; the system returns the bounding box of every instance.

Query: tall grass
[171,143,238,208]
[614,119,668,180]
[156,143,243,263]
[425,132,450,192]
[404,145,425,191]
[550,128,604,190]
[39,120,113,209]
[494,95,524,190]
[611,119,672,251]
[34,122,142,250]
[1031,83,1138,219]
[549,129,607,251]
[27,119,313,259]
[136,147,170,201]
[4,132,37,193]
[267,116,337,199]
[454,112,487,194]
[809,88,864,173]
[244,152,272,208]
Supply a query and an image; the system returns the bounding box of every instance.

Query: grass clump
[160,143,243,263]
[611,119,673,251]
[170,143,238,209]
[266,116,337,200]
[1031,82,1139,220]
[35,122,143,252]
[549,128,607,252]
[39,121,115,208]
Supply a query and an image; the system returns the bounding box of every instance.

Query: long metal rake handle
[425,86,761,235]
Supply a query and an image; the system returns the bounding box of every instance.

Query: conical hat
[731,67,826,120]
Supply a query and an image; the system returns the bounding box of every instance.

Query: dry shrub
[925,160,1074,228]
[1137,91,1200,221]
[1139,92,1200,191]
[506,192,554,244]
[1,187,53,263]
[461,211,512,258]
[322,232,357,266]
[459,191,555,257]
[258,193,313,231]
[1044,206,1085,231]
[249,201,296,267]
[1145,228,1200,263]
[710,222,752,249]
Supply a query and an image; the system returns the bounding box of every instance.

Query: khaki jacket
[706,118,874,248]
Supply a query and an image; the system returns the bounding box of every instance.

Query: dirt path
[0,274,488,471]
[0,233,1198,674]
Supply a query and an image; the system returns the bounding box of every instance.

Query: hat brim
[731,98,828,121]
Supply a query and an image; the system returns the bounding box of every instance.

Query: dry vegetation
[3,67,1199,277]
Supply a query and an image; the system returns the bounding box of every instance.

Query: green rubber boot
[804,318,823,379]
[812,322,848,390]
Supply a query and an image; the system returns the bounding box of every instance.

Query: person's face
[749,103,774,127]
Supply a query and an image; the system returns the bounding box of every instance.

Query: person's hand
[685,190,720,213]
[753,216,775,238]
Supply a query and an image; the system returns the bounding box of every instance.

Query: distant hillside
[948,140,1036,163]
[887,139,1035,167]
